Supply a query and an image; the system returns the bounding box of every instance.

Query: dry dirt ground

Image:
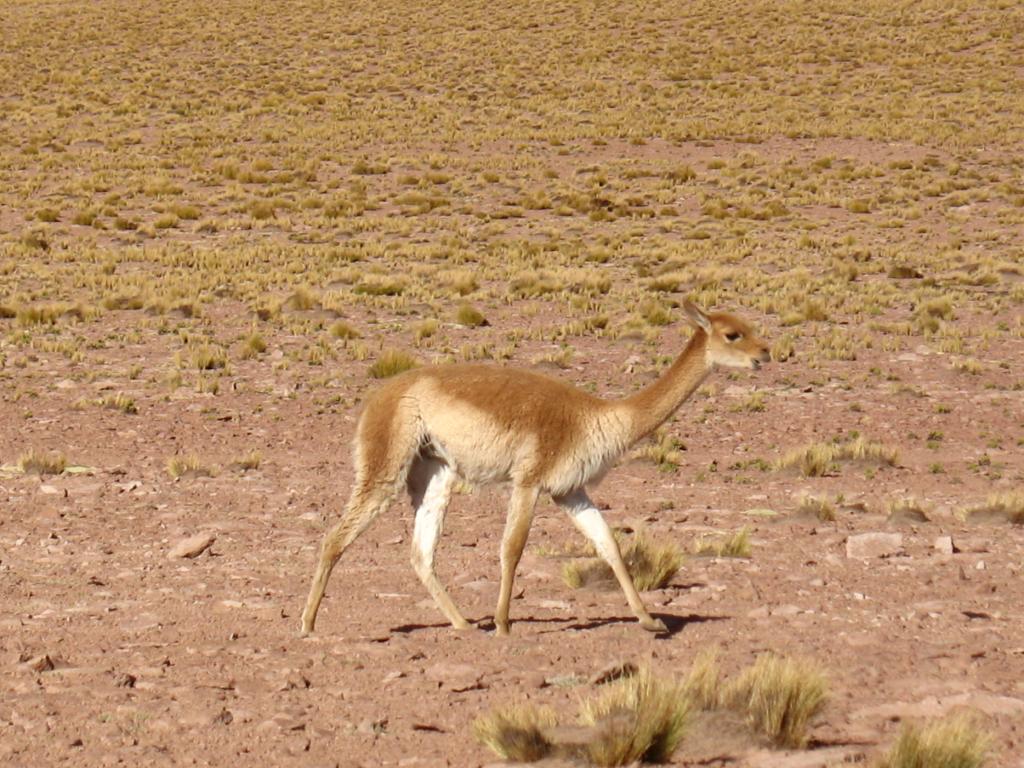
[2,1,1024,766]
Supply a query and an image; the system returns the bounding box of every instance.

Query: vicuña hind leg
[407,456,470,630]
[494,484,540,636]
[300,484,393,636]
[554,488,667,633]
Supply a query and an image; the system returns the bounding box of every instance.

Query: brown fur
[300,301,770,637]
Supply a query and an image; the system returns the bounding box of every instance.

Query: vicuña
[301,300,770,636]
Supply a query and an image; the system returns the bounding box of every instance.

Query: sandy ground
[2,2,1023,765]
[1,292,1023,767]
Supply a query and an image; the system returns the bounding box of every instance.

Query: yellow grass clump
[877,714,991,768]
[455,304,488,328]
[580,666,691,766]
[794,494,836,522]
[775,435,898,477]
[473,705,557,763]
[563,530,684,591]
[99,393,138,414]
[368,349,418,379]
[18,450,67,476]
[692,527,751,558]
[683,648,723,711]
[167,454,216,480]
[961,492,1024,526]
[726,654,827,749]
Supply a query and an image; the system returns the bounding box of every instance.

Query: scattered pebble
[167,533,215,559]
[845,532,903,559]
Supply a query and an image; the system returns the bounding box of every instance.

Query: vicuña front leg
[555,489,667,633]
[407,457,471,630]
[494,484,540,636]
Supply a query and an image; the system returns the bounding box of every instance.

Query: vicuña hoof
[641,617,668,633]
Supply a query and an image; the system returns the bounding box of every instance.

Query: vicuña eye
[725,331,742,342]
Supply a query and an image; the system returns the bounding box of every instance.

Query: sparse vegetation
[580,667,690,766]
[167,454,216,479]
[563,530,684,591]
[473,705,557,763]
[368,349,418,379]
[793,494,836,522]
[886,498,929,525]
[961,492,1024,525]
[683,648,723,711]
[726,654,827,749]
[99,393,138,414]
[692,527,752,558]
[455,304,488,328]
[329,321,361,341]
[775,436,899,477]
[2,0,1024,762]
[877,714,991,768]
[18,449,67,476]
[230,451,262,471]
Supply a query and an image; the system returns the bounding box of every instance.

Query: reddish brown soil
[2,297,1023,768]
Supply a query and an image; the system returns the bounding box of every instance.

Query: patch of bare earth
[2,1,1024,766]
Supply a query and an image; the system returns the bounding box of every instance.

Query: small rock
[212,709,233,726]
[23,654,56,673]
[357,717,387,735]
[771,604,802,617]
[424,662,484,692]
[934,536,955,555]
[113,672,136,688]
[538,599,571,611]
[168,533,215,559]
[846,532,903,559]
[589,661,638,686]
[544,674,583,688]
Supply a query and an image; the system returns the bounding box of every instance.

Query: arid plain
[1,1,1023,765]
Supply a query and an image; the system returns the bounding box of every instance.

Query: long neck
[619,330,711,444]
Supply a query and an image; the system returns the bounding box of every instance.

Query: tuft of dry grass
[886,498,930,525]
[473,705,557,763]
[726,654,827,749]
[167,454,216,480]
[282,287,320,312]
[18,449,67,476]
[563,530,684,591]
[692,527,751,558]
[368,349,418,379]
[877,714,991,768]
[190,346,228,371]
[230,451,262,471]
[633,428,686,471]
[793,494,836,522]
[329,320,360,341]
[455,304,488,328]
[580,666,690,766]
[684,648,723,711]
[99,393,138,414]
[961,492,1024,526]
[239,333,267,359]
[775,436,898,477]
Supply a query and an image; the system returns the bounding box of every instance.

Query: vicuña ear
[683,299,711,332]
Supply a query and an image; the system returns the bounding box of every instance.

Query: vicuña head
[683,300,771,371]
[301,299,771,638]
